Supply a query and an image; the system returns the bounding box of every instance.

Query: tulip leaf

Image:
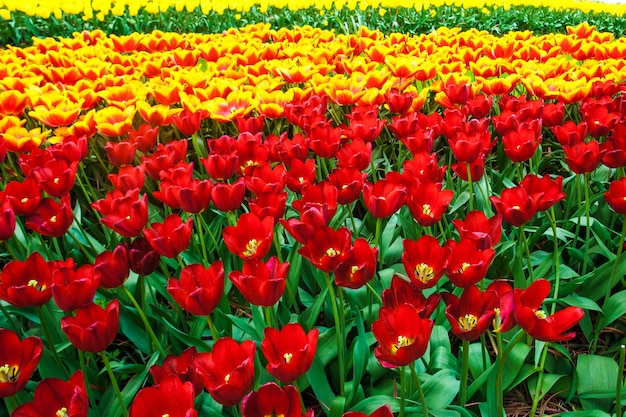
[559,293,602,312]
[349,395,401,413]
[329,395,346,417]
[596,290,626,330]
[299,286,328,332]
[119,305,151,354]
[526,373,565,403]
[421,369,460,409]
[307,355,336,416]
[224,314,261,340]
[468,342,489,380]
[347,297,369,407]
[576,354,619,411]
[502,343,532,390]
[554,412,611,417]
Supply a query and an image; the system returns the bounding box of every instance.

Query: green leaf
[559,293,602,312]
[553,411,610,417]
[347,298,369,407]
[307,355,336,416]
[421,369,460,409]
[349,395,401,413]
[329,396,346,417]
[576,354,619,411]
[597,290,626,330]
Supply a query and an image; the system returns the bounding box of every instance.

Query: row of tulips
[0,22,625,417]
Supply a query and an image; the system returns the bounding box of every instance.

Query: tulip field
[1,1,626,417]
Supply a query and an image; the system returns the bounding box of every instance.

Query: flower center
[512,205,521,210]
[224,373,231,384]
[20,197,28,204]
[56,408,69,417]
[0,364,19,383]
[50,216,57,223]
[535,309,547,319]
[27,280,46,291]
[455,262,470,274]
[283,353,293,363]
[243,239,259,257]
[458,313,478,331]
[422,204,432,216]
[326,247,340,257]
[415,263,434,283]
[392,335,414,353]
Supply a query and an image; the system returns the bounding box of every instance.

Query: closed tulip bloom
[489,185,538,227]
[604,177,626,214]
[261,323,319,383]
[149,347,205,397]
[194,337,256,407]
[381,275,441,319]
[223,212,274,260]
[211,178,246,212]
[12,370,88,417]
[92,189,149,238]
[127,238,161,276]
[0,200,16,241]
[513,279,585,342]
[0,252,52,308]
[51,260,100,312]
[93,245,130,289]
[452,210,502,250]
[61,300,120,353]
[229,257,288,307]
[0,328,43,398]
[563,140,605,174]
[129,375,197,417]
[144,214,193,258]
[443,285,498,341]
[520,174,566,212]
[242,383,314,417]
[372,304,434,368]
[168,261,224,316]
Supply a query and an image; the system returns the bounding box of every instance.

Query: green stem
[495,329,504,417]
[466,162,474,212]
[409,363,429,417]
[264,306,274,328]
[78,350,101,417]
[519,224,534,284]
[324,272,345,396]
[348,202,358,234]
[603,216,626,306]
[617,344,625,417]
[120,285,166,357]
[37,306,67,376]
[100,351,128,417]
[206,314,220,342]
[582,173,591,275]
[375,216,383,267]
[548,207,561,315]
[0,302,19,334]
[400,366,406,417]
[459,339,470,407]
[366,282,383,305]
[574,175,582,256]
[529,342,550,417]
[196,213,210,265]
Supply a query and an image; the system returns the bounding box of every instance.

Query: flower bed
[0,20,625,417]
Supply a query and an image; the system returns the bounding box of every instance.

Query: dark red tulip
[0,328,43,398]
[229,257,288,307]
[261,323,319,383]
[242,383,313,417]
[127,237,161,276]
[51,259,100,312]
[601,122,626,168]
[3,178,42,216]
[445,238,495,288]
[211,178,246,212]
[362,172,407,219]
[513,279,584,342]
[0,200,16,241]
[520,174,566,212]
[202,135,238,181]
[25,194,74,237]
[168,261,224,316]
[372,304,434,368]
[452,210,502,250]
[61,300,120,353]
[194,337,256,407]
[298,226,352,273]
[563,140,605,174]
[406,180,454,227]
[11,370,88,417]
[223,212,274,260]
[402,234,449,289]
[108,165,146,193]
[129,124,159,153]
[486,280,516,333]
[328,167,368,205]
[129,375,197,417]
[381,274,441,319]
[93,244,130,289]
[0,252,52,308]
[105,140,137,167]
[92,189,148,238]
[144,214,193,258]
[489,185,538,227]
[334,238,378,289]
[442,284,498,341]
[149,347,205,397]
[605,177,626,214]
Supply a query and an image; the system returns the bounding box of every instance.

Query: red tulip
[229,257,288,307]
[307,120,342,158]
[249,192,287,223]
[144,214,193,258]
[51,259,100,312]
[445,238,495,288]
[194,337,256,407]
[0,252,52,308]
[334,238,378,289]
[12,370,88,417]
[141,140,188,180]
[406,180,454,227]
[284,159,316,194]
[489,185,538,227]
[362,172,407,218]
[276,132,310,168]
[92,189,149,238]
[129,375,197,417]
[336,138,372,171]
[149,347,205,397]
[25,194,74,237]
[261,323,319,383]
[105,140,137,167]
[0,328,43,397]
[29,158,78,197]
[0,200,16,241]
[93,245,130,289]
[402,234,449,289]
[242,382,313,417]
[502,119,542,163]
[343,404,393,417]
[108,165,146,193]
[172,109,203,136]
[605,177,626,214]
[381,275,441,319]
[61,300,120,353]
[127,237,161,276]
[514,279,584,342]
[298,226,352,273]
[129,123,159,153]
[520,174,566,212]
[563,140,605,174]
[452,210,502,250]
[602,122,626,168]
[551,120,587,147]
[211,178,246,212]
[372,304,433,368]
[243,163,286,195]
[236,115,265,135]
[3,178,42,216]
[223,212,274,260]
[168,261,224,316]
[328,167,368,205]
[442,284,498,341]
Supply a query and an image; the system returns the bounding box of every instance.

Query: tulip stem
[120,285,166,357]
[0,301,19,334]
[400,366,406,417]
[617,344,625,417]
[324,272,345,396]
[37,306,67,376]
[366,282,383,305]
[548,207,561,315]
[519,224,534,284]
[375,217,383,266]
[459,339,470,407]
[529,342,550,417]
[206,314,220,342]
[196,214,210,265]
[100,351,128,417]
[466,162,474,212]
[78,350,101,417]
[495,329,505,417]
[264,306,274,328]
[409,363,429,417]
[581,173,591,276]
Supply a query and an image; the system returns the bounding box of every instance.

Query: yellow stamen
[422,204,432,216]
[458,314,478,331]
[49,216,57,223]
[224,373,231,384]
[283,353,293,363]
[20,197,28,204]
[392,335,415,353]
[535,309,547,319]
[326,247,339,257]
[455,262,470,274]
[243,239,259,257]
[414,263,434,283]
[0,364,18,383]
[56,408,69,417]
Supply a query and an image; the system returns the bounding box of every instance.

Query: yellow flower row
[0,22,624,151]
[0,0,625,20]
